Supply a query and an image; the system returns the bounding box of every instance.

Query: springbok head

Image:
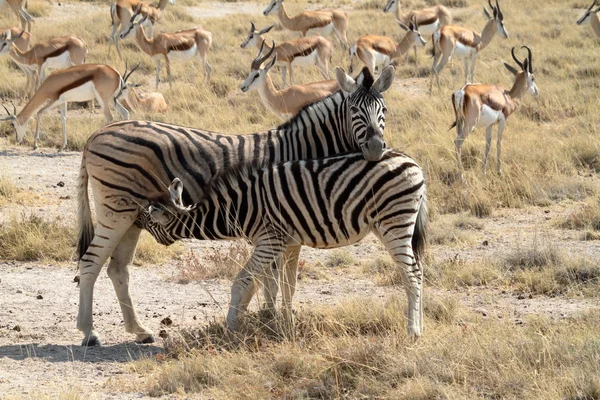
[483,0,509,39]
[240,41,277,93]
[503,46,538,96]
[397,15,427,48]
[240,22,274,49]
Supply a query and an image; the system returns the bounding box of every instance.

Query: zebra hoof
[136,334,155,344]
[81,334,101,347]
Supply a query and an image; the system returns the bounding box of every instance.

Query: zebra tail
[77,152,94,262]
[412,194,428,265]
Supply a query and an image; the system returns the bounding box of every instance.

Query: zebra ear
[335,66,359,93]
[373,65,395,93]
[168,178,185,208]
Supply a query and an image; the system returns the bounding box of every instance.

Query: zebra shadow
[0,342,163,363]
[0,149,81,158]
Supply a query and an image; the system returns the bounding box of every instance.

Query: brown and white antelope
[0,63,136,151]
[241,41,338,118]
[0,27,33,96]
[348,16,426,76]
[124,83,167,113]
[121,10,212,89]
[240,22,332,87]
[263,0,348,48]
[109,0,175,59]
[0,0,33,32]
[577,0,600,38]
[0,31,87,94]
[450,46,538,180]
[431,0,508,91]
[383,0,452,64]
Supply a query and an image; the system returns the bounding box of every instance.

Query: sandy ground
[1,143,599,398]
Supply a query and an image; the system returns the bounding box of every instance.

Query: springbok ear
[335,66,358,93]
[503,62,518,76]
[373,66,395,93]
[259,25,275,35]
[265,54,277,71]
[396,20,409,31]
[483,6,492,19]
[168,178,184,208]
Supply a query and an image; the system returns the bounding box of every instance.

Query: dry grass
[133,231,185,266]
[125,295,600,399]
[559,197,600,233]
[173,241,250,283]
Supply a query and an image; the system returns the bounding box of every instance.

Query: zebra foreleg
[106,225,155,344]
[280,245,301,335]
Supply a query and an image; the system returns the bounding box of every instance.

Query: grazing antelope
[0,63,136,151]
[240,22,332,87]
[348,16,426,76]
[0,0,33,32]
[0,30,87,94]
[241,41,338,118]
[121,11,212,89]
[109,0,175,59]
[431,0,508,91]
[383,0,452,64]
[263,0,348,48]
[450,47,538,180]
[124,83,168,113]
[577,0,600,38]
[0,27,33,96]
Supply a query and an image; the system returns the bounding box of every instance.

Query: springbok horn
[496,0,503,19]
[250,21,256,31]
[587,0,598,12]
[11,103,16,116]
[488,0,495,13]
[511,47,524,70]
[2,104,10,116]
[522,45,532,73]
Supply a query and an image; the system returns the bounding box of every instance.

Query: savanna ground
[0,0,600,398]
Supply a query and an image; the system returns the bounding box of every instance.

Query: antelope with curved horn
[348,16,426,75]
[0,0,34,32]
[120,9,212,89]
[0,63,137,151]
[263,0,348,48]
[577,0,600,38]
[431,0,508,91]
[109,0,175,60]
[0,27,33,97]
[382,0,452,64]
[241,41,338,118]
[240,22,332,87]
[0,30,87,94]
[450,46,538,180]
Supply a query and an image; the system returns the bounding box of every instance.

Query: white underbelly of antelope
[477,105,503,127]
[289,50,318,67]
[373,50,391,68]
[43,52,73,70]
[418,21,442,36]
[307,23,334,37]
[453,42,476,59]
[168,44,198,61]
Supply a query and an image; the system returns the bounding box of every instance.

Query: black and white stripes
[149,150,427,336]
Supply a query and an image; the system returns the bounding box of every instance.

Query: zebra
[76,65,395,346]
[147,149,427,337]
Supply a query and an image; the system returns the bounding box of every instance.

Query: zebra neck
[265,92,354,163]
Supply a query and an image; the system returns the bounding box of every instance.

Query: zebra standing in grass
[76,66,395,346]
[148,150,427,337]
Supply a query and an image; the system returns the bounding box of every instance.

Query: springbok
[124,83,167,113]
[431,0,508,91]
[109,0,175,59]
[0,27,32,96]
[120,9,212,89]
[450,46,538,180]
[0,30,87,94]
[241,41,338,118]
[577,0,600,37]
[0,0,33,32]
[348,16,426,76]
[383,0,452,64]
[240,22,332,87]
[263,0,348,48]
[0,63,136,151]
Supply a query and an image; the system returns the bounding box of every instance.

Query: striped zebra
[76,66,395,346]
[148,149,427,337]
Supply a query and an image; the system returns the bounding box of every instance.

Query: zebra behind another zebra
[76,66,395,346]
[148,150,427,337]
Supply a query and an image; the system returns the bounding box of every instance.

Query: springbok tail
[451,88,466,135]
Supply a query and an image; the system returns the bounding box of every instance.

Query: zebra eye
[350,106,359,113]
[382,107,388,114]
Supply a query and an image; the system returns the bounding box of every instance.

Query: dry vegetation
[0,0,599,398]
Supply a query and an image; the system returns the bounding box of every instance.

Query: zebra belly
[373,50,391,67]
[306,22,334,37]
[169,44,198,60]
[57,81,96,103]
[453,42,476,58]
[291,50,318,67]
[476,105,503,128]
[418,21,441,36]
[42,51,72,70]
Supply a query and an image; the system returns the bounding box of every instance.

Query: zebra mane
[275,90,346,131]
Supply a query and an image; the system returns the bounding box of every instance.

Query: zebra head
[148,178,190,225]
[335,66,395,162]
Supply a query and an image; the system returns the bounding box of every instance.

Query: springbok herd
[0,0,598,345]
